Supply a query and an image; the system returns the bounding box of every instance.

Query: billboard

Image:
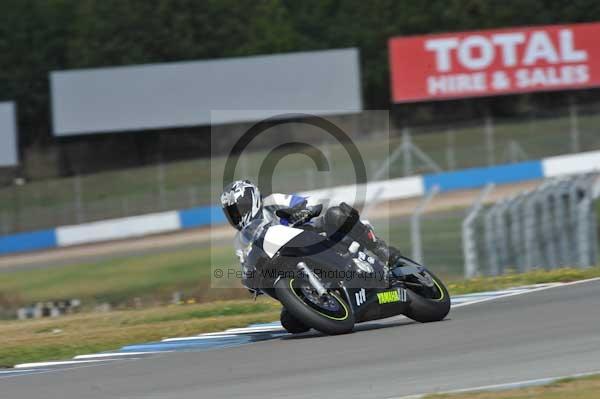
[0,102,17,167]
[50,48,362,136]
[389,23,600,103]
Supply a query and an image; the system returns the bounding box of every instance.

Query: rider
[220,180,402,290]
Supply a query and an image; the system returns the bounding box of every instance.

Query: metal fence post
[494,200,510,274]
[586,175,598,267]
[373,140,403,182]
[157,163,167,209]
[576,191,591,268]
[508,194,526,272]
[122,197,129,216]
[569,96,580,153]
[523,193,538,272]
[402,127,412,176]
[462,183,495,278]
[446,129,456,170]
[0,211,9,235]
[485,110,495,166]
[73,175,85,224]
[553,179,571,267]
[188,186,198,208]
[568,176,585,265]
[411,185,439,264]
[484,205,499,275]
[574,174,597,268]
[536,183,554,269]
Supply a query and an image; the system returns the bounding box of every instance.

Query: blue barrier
[0,229,57,255]
[423,161,544,193]
[178,206,225,229]
[1,153,585,256]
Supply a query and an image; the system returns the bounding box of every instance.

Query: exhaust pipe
[296,262,327,296]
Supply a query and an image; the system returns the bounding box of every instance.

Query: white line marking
[0,362,137,379]
[0,369,49,374]
[161,335,238,342]
[14,359,120,369]
[452,277,600,309]
[73,351,167,359]
[390,370,600,399]
[223,326,285,333]
[451,283,562,309]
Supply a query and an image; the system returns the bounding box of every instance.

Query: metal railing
[462,173,600,277]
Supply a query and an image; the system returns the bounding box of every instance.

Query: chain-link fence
[463,173,600,277]
[374,174,600,282]
[1,100,600,235]
[371,192,466,281]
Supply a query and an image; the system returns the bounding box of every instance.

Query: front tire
[280,308,311,334]
[275,277,355,335]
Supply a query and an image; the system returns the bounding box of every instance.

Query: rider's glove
[276,201,323,227]
[288,208,313,226]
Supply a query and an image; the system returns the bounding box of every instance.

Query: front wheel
[275,277,355,335]
[403,268,450,323]
[280,308,311,334]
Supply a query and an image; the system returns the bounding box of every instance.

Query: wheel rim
[289,279,349,320]
[299,284,342,312]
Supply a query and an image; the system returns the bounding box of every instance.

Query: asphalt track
[3,279,600,399]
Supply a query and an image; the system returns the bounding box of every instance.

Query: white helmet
[220,180,262,230]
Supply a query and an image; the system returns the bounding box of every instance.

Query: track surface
[3,279,599,399]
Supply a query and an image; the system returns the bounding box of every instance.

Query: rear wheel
[275,277,355,335]
[403,267,450,323]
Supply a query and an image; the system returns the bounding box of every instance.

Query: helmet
[220,180,262,230]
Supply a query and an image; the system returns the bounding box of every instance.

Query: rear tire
[280,308,311,334]
[404,269,450,323]
[275,277,355,335]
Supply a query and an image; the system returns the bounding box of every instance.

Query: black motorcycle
[235,205,450,335]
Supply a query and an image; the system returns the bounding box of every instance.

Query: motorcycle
[234,205,451,335]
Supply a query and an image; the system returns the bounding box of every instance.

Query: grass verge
[446,267,600,294]
[1,266,599,368]
[0,245,240,314]
[427,374,600,398]
[0,298,280,368]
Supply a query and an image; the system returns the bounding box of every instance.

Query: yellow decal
[377,290,400,304]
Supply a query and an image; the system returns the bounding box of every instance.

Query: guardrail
[463,173,600,278]
[1,149,600,256]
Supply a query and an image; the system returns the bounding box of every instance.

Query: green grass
[427,373,600,399]
[120,302,275,325]
[0,245,240,315]
[0,298,281,368]
[446,266,600,294]
[1,266,599,367]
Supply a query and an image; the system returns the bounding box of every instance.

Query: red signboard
[389,23,600,103]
